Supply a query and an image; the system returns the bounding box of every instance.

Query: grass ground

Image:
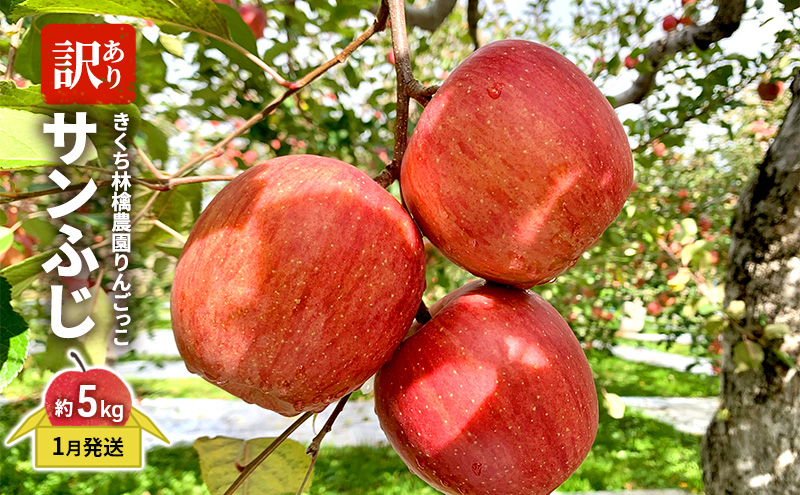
[0,399,703,494]
[2,350,719,402]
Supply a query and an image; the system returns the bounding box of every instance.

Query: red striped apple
[375,281,598,495]
[400,40,633,288]
[171,155,426,416]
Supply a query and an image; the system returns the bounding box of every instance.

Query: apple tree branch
[611,0,747,108]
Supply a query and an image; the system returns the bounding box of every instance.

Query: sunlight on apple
[503,335,548,368]
[399,361,497,453]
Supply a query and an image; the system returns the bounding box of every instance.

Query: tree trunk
[702,70,800,494]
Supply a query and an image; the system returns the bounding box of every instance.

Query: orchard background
[0,0,799,494]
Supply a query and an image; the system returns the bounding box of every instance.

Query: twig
[4,19,24,81]
[170,4,390,179]
[151,219,187,244]
[131,190,161,227]
[223,411,314,495]
[134,144,168,180]
[467,0,481,50]
[295,393,352,495]
[387,0,439,106]
[204,31,291,88]
[166,174,236,188]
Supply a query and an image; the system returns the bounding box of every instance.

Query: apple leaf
[601,388,625,419]
[11,0,230,40]
[79,287,114,365]
[0,249,57,298]
[667,268,692,292]
[204,3,264,76]
[0,107,98,169]
[733,340,765,373]
[0,276,30,392]
[0,226,13,257]
[13,13,104,84]
[764,323,791,340]
[193,436,313,495]
[0,81,141,144]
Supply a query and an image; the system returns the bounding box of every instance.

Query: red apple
[171,155,426,416]
[757,80,784,102]
[400,40,633,288]
[679,15,692,26]
[44,352,132,427]
[375,281,598,495]
[698,216,711,231]
[663,15,679,32]
[238,4,267,39]
[647,301,662,316]
[682,0,696,5]
[624,55,638,69]
[680,201,693,214]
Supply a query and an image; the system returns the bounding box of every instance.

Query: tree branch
[467,0,481,50]
[611,0,747,108]
[4,19,24,81]
[170,4,389,179]
[294,393,352,495]
[223,411,314,495]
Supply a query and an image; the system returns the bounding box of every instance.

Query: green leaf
[138,120,170,162]
[154,243,183,258]
[193,436,313,495]
[0,226,13,256]
[0,275,30,392]
[75,287,114,365]
[14,13,104,84]
[21,217,57,246]
[12,0,231,39]
[1,0,24,18]
[0,249,57,297]
[734,340,765,373]
[204,3,263,75]
[158,33,185,58]
[601,389,625,419]
[778,0,800,12]
[0,107,97,169]
[764,323,791,340]
[0,81,141,144]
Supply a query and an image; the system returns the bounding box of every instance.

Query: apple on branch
[400,40,633,288]
[375,281,598,495]
[170,155,426,417]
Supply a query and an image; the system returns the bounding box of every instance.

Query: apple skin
[44,368,132,427]
[238,4,267,39]
[624,55,638,69]
[375,281,598,495]
[400,40,633,288]
[663,15,679,32]
[171,155,426,417]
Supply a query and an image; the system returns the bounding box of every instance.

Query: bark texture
[702,70,800,494]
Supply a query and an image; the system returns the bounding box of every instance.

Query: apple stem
[69,351,87,372]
